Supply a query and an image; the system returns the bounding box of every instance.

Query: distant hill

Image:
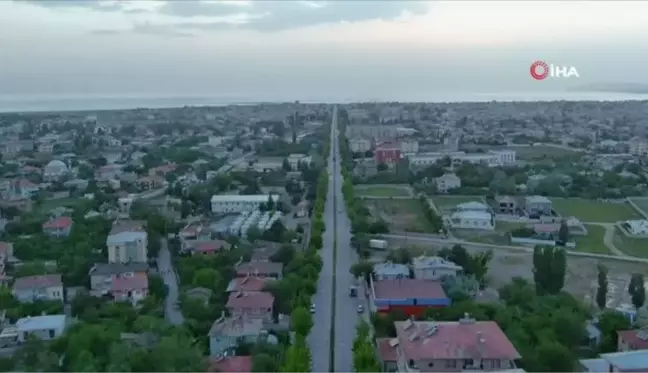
[572,83,648,94]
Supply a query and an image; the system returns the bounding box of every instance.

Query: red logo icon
[530,60,549,80]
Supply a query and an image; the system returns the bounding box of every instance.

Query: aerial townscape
[2,100,648,372]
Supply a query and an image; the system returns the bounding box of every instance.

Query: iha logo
[530,60,580,80]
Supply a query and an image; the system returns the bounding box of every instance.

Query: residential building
[112,272,148,304]
[107,220,148,263]
[346,125,399,139]
[208,356,253,373]
[42,216,73,237]
[12,274,64,303]
[375,143,402,165]
[211,194,279,214]
[400,139,419,154]
[495,196,518,214]
[378,316,520,372]
[409,150,517,168]
[524,195,552,217]
[581,350,648,372]
[286,154,312,170]
[617,329,648,351]
[209,314,265,356]
[448,209,494,230]
[226,291,274,322]
[16,314,68,342]
[370,278,450,316]
[349,137,372,153]
[226,276,269,293]
[412,256,462,281]
[373,262,410,280]
[435,174,461,193]
[183,240,231,256]
[95,165,123,182]
[235,261,283,279]
[89,262,149,298]
[629,137,648,156]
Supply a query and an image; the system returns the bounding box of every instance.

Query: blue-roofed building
[16,314,68,342]
[373,262,409,280]
[584,350,648,372]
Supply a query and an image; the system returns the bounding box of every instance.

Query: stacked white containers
[265,211,283,229]
[228,211,250,236]
[241,210,261,238]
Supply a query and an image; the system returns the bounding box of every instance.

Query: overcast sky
[1,0,648,102]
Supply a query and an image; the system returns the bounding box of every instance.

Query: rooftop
[227,276,270,293]
[373,278,447,300]
[43,216,73,229]
[89,262,149,276]
[373,262,410,277]
[601,350,648,371]
[618,329,648,350]
[209,315,264,337]
[236,261,283,276]
[393,318,520,361]
[13,274,62,290]
[211,194,278,203]
[226,291,274,309]
[16,314,67,332]
[412,256,462,270]
[208,356,252,373]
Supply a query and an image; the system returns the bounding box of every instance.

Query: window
[48,329,55,339]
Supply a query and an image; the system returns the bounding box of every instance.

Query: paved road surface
[307,111,335,372]
[157,238,185,325]
[331,107,362,372]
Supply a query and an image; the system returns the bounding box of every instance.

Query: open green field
[355,186,411,198]
[550,198,642,223]
[628,198,648,217]
[452,229,511,245]
[613,227,648,258]
[572,224,610,255]
[432,195,485,211]
[514,146,582,160]
[368,198,434,233]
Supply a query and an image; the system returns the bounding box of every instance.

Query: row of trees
[353,321,381,372]
[278,125,331,372]
[418,195,445,234]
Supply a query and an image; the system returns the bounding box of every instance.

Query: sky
[1,0,648,103]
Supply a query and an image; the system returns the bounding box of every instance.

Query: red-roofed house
[370,278,450,317]
[618,329,648,351]
[374,142,402,165]
[383,316,520,372]
[226,276,269,293]
[9,179,39,199]
[149,163,177,177]
[208,355,252,372]
[111,272,148,305]
[226,291,274,322]
[186,240,231,256]
[42,216,73,237]
[377,338,399,372]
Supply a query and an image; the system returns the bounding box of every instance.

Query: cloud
[158,0,429,31]
[18,0,125,11]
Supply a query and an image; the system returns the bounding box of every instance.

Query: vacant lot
[37,198,85,214]
[613,227,648,258]
[514,145,582,160]
[383,236,645,309]
[432,195,485,212]
[573,224,610,255]
[355,185,411,198]
[628,197,648,217]
[551,198,642,223]
[368,198,432,233]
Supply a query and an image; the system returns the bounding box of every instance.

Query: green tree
[280,335,311,372]
[629,273,646,309]
[596,264,608,310]
[558,220,569,243]
[533,246,566,295]
[253,353,278,372]
[598,310,631,352]
[291,306,313,336]
[192,268,222,291]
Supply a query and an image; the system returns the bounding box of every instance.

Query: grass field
[550,198,642,223]
[628,198,648,217]
[514,146,582,160]
[613,227,648,258]
[37,198,85,213]
[368,198,434,233]
[432,195,485,211]
[355,186,411,198]
[573,224,610,255]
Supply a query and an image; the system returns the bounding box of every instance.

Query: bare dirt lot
[367,198,433,233]
[382,238,647,309]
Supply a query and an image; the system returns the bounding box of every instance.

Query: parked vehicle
[369,239,388,250]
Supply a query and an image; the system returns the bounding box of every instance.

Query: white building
[349,137,372,153]
[16,314,68,342]
[448,210,494,230]
[412,256,462,280]
[286,154,312,170]
[43,160,69,181]
[211,194,279,214]
[624,220,648,236]
[409,150,517,168]
[400,140,419,154]
[629,137,648,156]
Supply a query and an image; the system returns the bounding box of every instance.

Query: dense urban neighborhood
[2,100,648,372]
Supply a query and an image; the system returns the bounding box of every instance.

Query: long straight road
[157,238,185,325]
[331,107,362,372]
[307,110,336,372]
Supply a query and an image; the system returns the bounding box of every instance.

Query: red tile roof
[373,278,447,300]
[13,274,62,290]
[193,240,231,254]
[0,242,12,257]
[208,356,252,373]
[112,273,148,292]
[110,220,146,235]
[43,216,73,229]
[228,276,269,292]
[394,320,520,361]
[377,338,398,362]
[236,261,283,277]
[226,291,274,310]
[618,329,648,350]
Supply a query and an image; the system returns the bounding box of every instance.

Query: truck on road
[369,239,388,250]
[349,286,357,297]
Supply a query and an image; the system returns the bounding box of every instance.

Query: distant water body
[1,91,648,113]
